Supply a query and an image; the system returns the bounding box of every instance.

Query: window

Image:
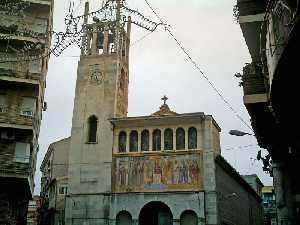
[15,142,31,163]
[141,130,149,151]
[176,128,185,150]
[188,127,197,149]
[152,129,161,151]
[20,97,36,117]
[58,185,68,195]
[0,94,8,113]
[119,131,127,152]
[129,131,138,152]
[29,59,42,73]
[164,128,173,150]
[87,116,98,143]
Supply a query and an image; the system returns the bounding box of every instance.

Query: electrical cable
[143,0,253,132]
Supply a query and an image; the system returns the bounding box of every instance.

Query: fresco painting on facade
[114,153,203,192]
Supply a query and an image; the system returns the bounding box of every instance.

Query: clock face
[90,64,103,84]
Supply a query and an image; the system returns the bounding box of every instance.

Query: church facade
[41,1,263,225]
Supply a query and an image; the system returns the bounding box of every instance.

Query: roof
[110,113,221,131]
[151,103,178,117]
[243,174,264,188]
[40,137,70,171]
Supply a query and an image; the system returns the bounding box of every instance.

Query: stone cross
[161,95,168,105]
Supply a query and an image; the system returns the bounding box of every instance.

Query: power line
[143,0,253,132]
[131,30,155,46]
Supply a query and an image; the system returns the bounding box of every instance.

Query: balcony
[0,60,42,85]
[0,142,31,178]
[242,62,268,103]
[0,109,37,131]
[265,1,294,85]
[26,0,52,6]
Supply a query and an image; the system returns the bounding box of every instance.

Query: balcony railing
[0,67,41,82]
[0,109,37,129]
[0,150,31,177]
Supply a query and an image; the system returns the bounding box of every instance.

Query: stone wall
[215,158,263,225]
[110,192,205,225]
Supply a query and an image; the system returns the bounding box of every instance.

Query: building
[243,174,264,197]
[38,1,263,225]
[40,137,70,225]
[27,195,41,225]
[262,186,277,225]
[236,0,300,224]
[0,0,53,224]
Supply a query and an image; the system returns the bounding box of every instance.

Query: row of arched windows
[118,127,197,152]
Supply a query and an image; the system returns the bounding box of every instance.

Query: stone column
[138,130,141,152]
[161,128,165,151]
[103,28,109,54]
[86,32,92,55]
[173,128,176,150]
[149,129,153,151]
[185,127,188,150]
[203,116,218,225]
[126,131,130,153]
[273,162,293,225]
[91,25,98,55]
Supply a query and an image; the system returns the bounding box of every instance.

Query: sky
[34,0,273,194]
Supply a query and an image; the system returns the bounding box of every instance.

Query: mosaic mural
[114,153,203,192]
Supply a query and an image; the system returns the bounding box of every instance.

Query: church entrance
[139,201,173,225]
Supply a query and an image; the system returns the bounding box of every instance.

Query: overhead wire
[143,0,253,132]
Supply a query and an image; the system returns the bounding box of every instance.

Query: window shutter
[25,143,31,163]
[21,97,36,116]
[15,142,30,163]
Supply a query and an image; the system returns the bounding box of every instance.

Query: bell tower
[66,1,131,224]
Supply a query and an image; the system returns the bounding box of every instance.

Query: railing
[265,1,294,57]
[0,151,31,177]
[0,109,36,128]
[0,8,49,40]
[0,67,41,82]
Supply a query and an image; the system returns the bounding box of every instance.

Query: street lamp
[229,130,253,136]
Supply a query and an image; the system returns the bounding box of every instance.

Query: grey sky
[35,0,272,194]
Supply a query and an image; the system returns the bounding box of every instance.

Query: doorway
[139,201,173,225]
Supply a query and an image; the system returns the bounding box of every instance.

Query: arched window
[116,211,132,225]
[152,129,161,151]
[176,128,185,150]
[87,116,98,143]
[119,131,127,152]
[164,128,173,150]
[141,130,149,151]
[180,210,198,225]
[188,127,197,149]
[129,130,138,152]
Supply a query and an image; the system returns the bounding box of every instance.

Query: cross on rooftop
[161,95,168,105]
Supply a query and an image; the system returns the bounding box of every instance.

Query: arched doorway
[180,210,198,225]
[139,201,173,225]
[116,210,132,225]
